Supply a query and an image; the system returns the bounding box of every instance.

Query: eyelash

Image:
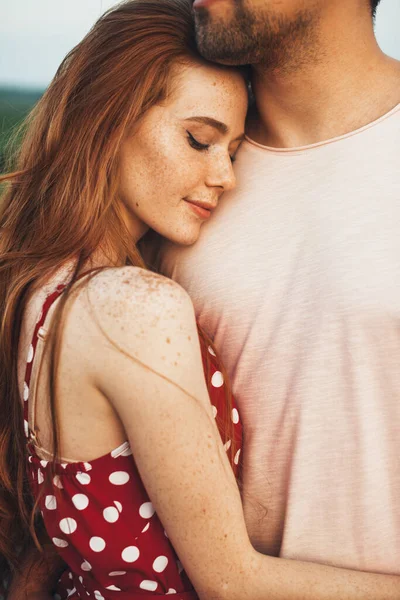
[187,131,209,152]
[186,131,236,164]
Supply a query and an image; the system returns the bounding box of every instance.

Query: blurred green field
[0,87,43,171]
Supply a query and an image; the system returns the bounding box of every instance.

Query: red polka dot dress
[23,283,242,600]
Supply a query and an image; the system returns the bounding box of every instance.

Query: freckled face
[118,61,248,246]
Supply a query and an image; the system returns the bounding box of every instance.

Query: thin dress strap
[23,269,99,445]
[23,283,67,444]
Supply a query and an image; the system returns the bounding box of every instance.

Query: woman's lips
[185,200,213,220]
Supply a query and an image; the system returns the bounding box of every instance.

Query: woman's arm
[73,267,400,600]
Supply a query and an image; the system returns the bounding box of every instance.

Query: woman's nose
[206,155,236,192]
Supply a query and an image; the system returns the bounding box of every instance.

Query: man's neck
[247,5,400,149]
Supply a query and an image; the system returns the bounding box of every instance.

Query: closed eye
[187,130,237,164]
[186,131,210,152]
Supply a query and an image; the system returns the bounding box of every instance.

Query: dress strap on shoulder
[23,268,100,443]
[23,283,66,442]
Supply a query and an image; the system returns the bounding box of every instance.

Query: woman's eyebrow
[184,116,245,142]
[184,116,228,134]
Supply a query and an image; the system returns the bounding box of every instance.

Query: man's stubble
[194,0,321,73]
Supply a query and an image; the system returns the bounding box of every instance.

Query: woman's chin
[159,224,203,247]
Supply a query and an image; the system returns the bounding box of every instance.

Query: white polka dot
[164,529,169,538]
[140,580,158,592]
[103,506,119,523]
[113,500,123,513]
[72,494,89,510]
[234,448,241,465]
[45,495,57,510]
[83,462,92,472]
[37,469,44,484]
[141,522,150,533]
[211,371,224,388]
[139,501,155,519]
[94,592,105,600]
[28,455,33,463]
[81,560,92,571]
[167,590,177,595]
[109,471,130,485]
[208,345,216,357]
[109,571,126,576]
[27,344,34,363]
[68,572,73,579]
[232,408,240,424]
[121,546,140,563]
[37,326,47,340]
[177,560,183,573]
[78,576,83,584]
[59,518,77,535]
[76,472,91,485]
[40,460,48,468]
[89,537,106,552]
[23,382,29,401]
[212,405,217,419]
[153,556,168,573]
[224,440,231,451]
[105,585,121,592]
[110,444,125,458]
[61,463,68,469]
[53,475,63,489]
[121,445,133,456]
[24,420,29,437]
[52,537,68,548]
[67,588,76,599]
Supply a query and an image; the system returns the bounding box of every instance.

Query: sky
[0,0,399,88]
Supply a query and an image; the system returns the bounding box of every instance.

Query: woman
[0,1,399,599]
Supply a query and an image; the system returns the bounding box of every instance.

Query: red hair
[0,0,238,578]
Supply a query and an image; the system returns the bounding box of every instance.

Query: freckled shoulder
[89,267,192,316]
[82,265,193,325]
[73,266,198,362]
[73,266,207,403]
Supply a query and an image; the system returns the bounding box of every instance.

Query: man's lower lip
[185,201,212,219]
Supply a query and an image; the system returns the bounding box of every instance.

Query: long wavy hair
[0,0,238,579]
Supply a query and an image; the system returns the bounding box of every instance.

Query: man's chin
[194,8,255,66]
[197,49,248,66]
[196,35,253,66]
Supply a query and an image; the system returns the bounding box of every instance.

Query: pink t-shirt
[159,102,400,574]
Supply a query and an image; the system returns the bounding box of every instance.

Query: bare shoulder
[83,266,194,323]
[70,266,200,378]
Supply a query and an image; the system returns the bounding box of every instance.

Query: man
[159,0,400,573]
